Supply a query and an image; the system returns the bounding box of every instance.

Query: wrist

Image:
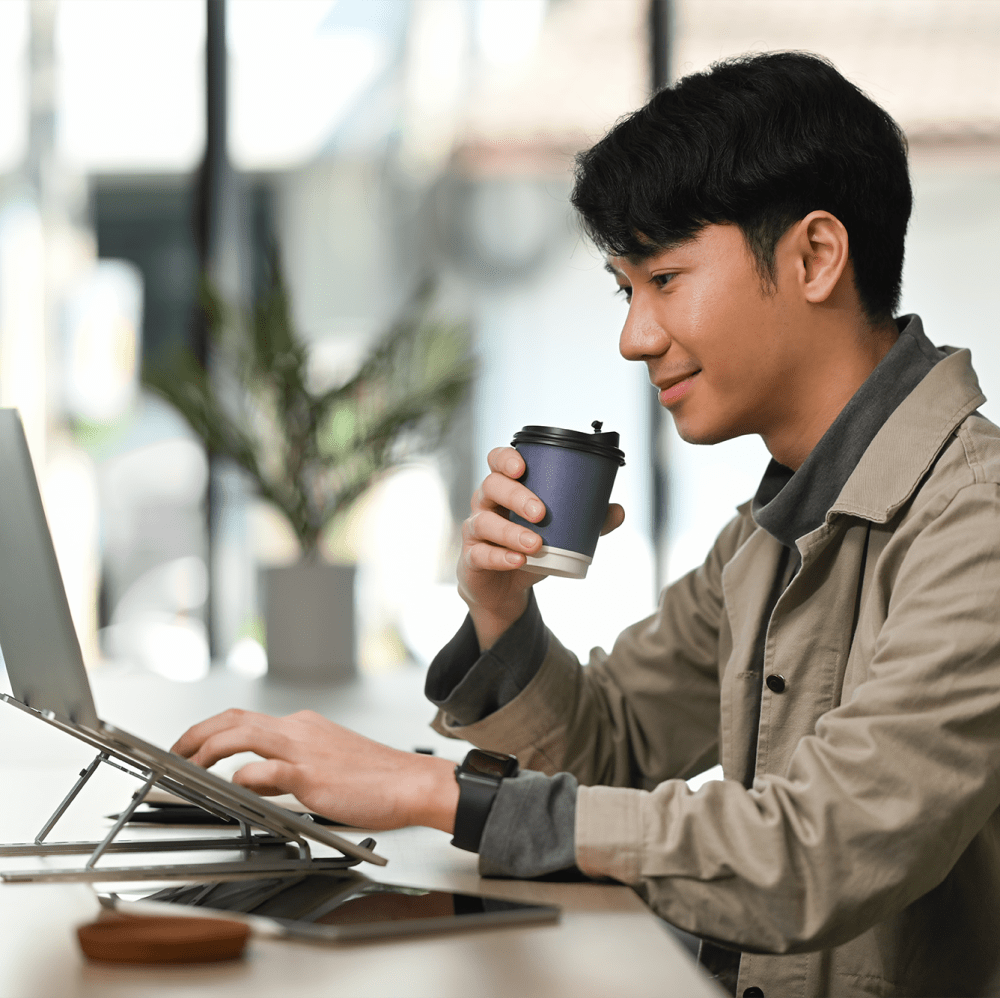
[466,595,529,652]
[409,755,460,833]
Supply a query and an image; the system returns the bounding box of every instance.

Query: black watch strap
[451,749,519,853]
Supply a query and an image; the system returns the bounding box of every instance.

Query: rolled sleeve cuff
[425,590,548,726]
[477,769,578,879]
[575,785,644,884]
[429,632,580,771]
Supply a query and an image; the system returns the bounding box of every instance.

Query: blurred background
[0,0,996,686]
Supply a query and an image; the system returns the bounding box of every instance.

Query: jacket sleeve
[577,482,1000,954]
[431,509,756,787]
[425,590,548,725]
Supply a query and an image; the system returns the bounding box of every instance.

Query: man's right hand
[458,446,624,651]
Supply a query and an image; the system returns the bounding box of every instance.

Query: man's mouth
[657,371,700,406]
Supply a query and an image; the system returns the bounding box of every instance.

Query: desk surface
[0,664,722,998]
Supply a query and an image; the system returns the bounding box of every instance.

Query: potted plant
[144,265,474,681]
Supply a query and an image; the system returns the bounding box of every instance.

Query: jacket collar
[830,346,985,523]
[751,315,945,547]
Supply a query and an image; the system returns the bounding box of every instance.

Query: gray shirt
[427,315,946,878]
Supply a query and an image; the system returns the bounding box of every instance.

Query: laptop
[0,408,385,880]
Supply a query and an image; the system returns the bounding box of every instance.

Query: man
[174,53,1000,997]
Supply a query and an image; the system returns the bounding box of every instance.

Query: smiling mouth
[658,372,699,406]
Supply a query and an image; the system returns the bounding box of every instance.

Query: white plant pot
[262,562,356,683]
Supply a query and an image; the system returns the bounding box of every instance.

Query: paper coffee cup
[508,422,625,579]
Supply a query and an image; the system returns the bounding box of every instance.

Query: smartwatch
[450,749,519,853]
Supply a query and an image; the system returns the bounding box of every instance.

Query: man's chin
[671,416,749,448]
[672,419,729,447]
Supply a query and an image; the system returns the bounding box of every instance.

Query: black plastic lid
[511,422,625,465]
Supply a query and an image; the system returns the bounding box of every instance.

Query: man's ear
[786,210,851,305]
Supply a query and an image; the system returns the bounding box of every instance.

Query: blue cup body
[509,442,620,558]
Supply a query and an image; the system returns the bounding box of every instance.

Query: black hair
[571,52,912,321]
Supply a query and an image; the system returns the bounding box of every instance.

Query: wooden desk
[0,665,723,997]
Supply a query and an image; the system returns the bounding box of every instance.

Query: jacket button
[743,988,765,998]
[765,674,785,693]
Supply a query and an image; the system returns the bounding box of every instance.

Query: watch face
[466,750,517,779]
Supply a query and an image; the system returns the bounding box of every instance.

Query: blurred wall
[902,152,1000,424]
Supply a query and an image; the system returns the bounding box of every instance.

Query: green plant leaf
[142,266,474,557]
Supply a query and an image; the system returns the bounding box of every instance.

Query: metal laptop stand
[0,409,382,884]
[0,694,377,884]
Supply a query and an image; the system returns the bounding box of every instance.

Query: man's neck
[764,318,900,470]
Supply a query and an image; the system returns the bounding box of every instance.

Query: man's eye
[615,285,632,303]
[652,273,676,289]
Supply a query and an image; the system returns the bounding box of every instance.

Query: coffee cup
[508,421,625,579]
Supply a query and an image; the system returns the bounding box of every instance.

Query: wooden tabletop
[0,664,723,998]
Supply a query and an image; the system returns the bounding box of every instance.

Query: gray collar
[752,315,947,548]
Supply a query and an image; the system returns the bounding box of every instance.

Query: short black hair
[571,52,912,321]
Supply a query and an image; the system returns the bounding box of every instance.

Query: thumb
[600,503,625,535]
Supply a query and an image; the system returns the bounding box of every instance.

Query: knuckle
[200,732,225,755]
[469,544,494,571]
[464,515,487,547]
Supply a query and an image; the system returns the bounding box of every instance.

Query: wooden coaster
[77,913,250,964]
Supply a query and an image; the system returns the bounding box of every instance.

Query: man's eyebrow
[604,237,692,275]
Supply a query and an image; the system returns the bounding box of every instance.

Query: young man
[174,53,1000,997]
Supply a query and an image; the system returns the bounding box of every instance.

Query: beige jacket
[436,348,1000,997]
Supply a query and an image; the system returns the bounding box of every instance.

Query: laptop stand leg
[85,768,162,870]
[239,820,253,858]
[35,751,108,845]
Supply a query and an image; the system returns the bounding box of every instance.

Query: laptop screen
[0,409,99,729]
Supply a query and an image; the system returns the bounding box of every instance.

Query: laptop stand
[0,694,377,884]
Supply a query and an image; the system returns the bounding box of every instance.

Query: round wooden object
[77,915,250,964]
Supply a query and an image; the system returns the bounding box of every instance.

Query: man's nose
[619,301,669,362]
